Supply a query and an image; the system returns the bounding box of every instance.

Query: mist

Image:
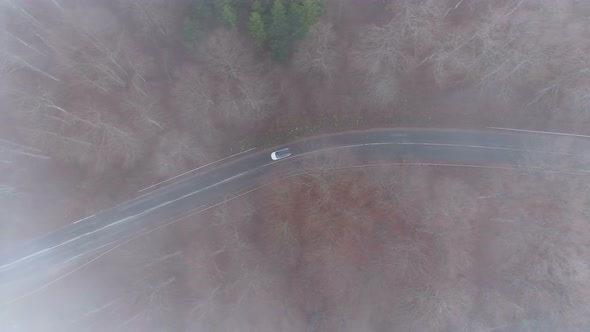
[2,0,590,331]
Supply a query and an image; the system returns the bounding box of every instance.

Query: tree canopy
[184,0,323,62]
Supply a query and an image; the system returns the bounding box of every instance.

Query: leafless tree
[294,150,359,209]
[218,76,277,125]
[363,165,400,195]
[561,81,590,128]
[113,275,180,331]
[6,81,91,126]
[492,206,590,323]
[355,0,450,78]
[183,201,283,331]
[395,280,474,331]
[392,0,449,55]
[126,83,166,130]
[382,234,429,283]
[469,7,554,100]
[352,17,412,110]
[237,75,277,119]
[116,0,182,41]
[77,104,144,171]
[89,233,186,331]
[409,0,558,95]
[0,2,59,82]
[0,138,49,160]
[6,81,98,161]
[425,28,481,88]
[188,264,285,332]
[266,217,301,268]
[298,164,337,206]
[293,22,338,79]
[353,20,407,76]
[463,288,525,331]
[12,88,144,171]
[365,72,400,109]
[49,6,150,93]
[200,29,260,80]
[412,178,480,279]
[172,65,215,124]
[149,131,209,178]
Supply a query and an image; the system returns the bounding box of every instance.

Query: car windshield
[275,149,290,158]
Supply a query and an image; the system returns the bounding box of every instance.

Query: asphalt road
[2,128,590,291]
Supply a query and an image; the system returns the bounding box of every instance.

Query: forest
[2,0,590,331]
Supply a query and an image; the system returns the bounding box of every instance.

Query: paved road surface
[2,128,590,291]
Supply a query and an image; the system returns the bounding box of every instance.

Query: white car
[271,148,292,161]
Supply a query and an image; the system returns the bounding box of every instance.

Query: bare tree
[353,20,407,76]
[0,138,49,160]
[6,81,97,161]
[6,81,92,125]
[408,177,480,280]
[294,150,360,211]
[463,288,525,331]
[172,65,215,124]
[352,18,410,109]
[49,6,150,93]
[265,216,301,269]
[149,131,209,178]
[468,5,553,100]
[238,75,277,119]
[293,22,338,79]
[365,73,400,110]
[200,29,260,80]
[126,83,166,130]
[354,0,449,77]
[427,30,479,88]
[363,165,400,196]
[499,217,590,322]
[77,104,144,171]
[89,233,187,331]
[12,87,145,171]
[0,2,59,82]
[489,176,590,324]
[218,75,277,125]
[392,0,449,55]
[395,280,474,331]
[188,263,285,332]
[382,235,429,283]
[116,0,182,41]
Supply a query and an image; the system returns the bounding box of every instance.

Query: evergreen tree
[221,3,237,28]
[252,0,264,13]
[293,0,322,38]
[249,11,267,46]
[270,0,290,62]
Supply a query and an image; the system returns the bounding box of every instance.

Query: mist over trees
[3,0,590,331]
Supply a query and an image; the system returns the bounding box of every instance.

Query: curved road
[2,128,590,291]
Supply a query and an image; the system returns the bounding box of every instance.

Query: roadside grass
[237,111,431,151]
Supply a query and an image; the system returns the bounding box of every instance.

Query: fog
[2,0,590,331]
